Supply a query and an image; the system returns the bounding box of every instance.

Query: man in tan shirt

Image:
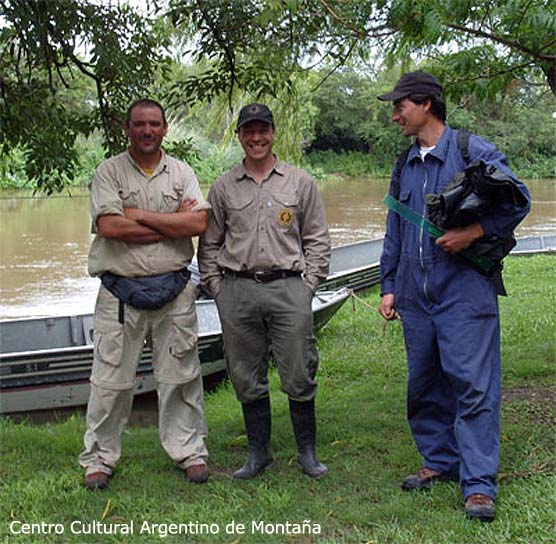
[79,99,210,489]
[199,103,331,479]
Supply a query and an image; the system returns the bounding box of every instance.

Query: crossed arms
[97,199,207,244]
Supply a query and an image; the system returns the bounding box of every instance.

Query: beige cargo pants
[78,281,208,476]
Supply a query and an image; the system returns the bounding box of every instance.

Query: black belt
[225,269,301,283]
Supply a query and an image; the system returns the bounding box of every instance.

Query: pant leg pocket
[91,325,130,388]
[155,307,201,384]
[94,328,124,366]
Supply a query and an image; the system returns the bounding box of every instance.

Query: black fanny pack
[101,268,190,310]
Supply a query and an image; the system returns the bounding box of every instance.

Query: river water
[1,177,554,320]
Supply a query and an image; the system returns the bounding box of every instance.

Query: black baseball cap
[377,71,442,101]
[237,103,274,129]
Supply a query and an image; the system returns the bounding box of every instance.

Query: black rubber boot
[233,397,274,480]
[289,398,328,478]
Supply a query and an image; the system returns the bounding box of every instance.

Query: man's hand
[179,198,198,213]
[123,207,144,223]
[379,293,397,321]
[436,222,484,254]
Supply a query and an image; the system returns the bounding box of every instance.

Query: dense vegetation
[2,65,555,190]
[1,1,555,191]
[1,254,555,542]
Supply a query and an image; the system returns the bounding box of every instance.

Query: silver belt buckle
[253,271,265,283]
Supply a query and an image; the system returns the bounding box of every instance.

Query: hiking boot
[185,464,209,484]
[84,471,110,490]
[401,467,458,491]
[465,493,496,522]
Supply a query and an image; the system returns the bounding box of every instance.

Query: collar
[126,149,168,175]
[407,125,452,164]
[234,155,285,181]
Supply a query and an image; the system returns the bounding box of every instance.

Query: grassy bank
[1,255,555,543]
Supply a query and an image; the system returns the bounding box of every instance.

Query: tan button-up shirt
[198,159,330,296]
[88,151,209,277]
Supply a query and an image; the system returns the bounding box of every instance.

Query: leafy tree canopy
[1,0,554,192]
[1,0,169,192]
[166,0,555,104]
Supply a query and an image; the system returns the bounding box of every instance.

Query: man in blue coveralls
[377,71,530,521]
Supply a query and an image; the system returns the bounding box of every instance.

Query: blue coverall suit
[380,126,531,500]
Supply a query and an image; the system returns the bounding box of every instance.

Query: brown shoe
[185,464,208,484]
[465,493,495,522]
[401,467,459,491]
[84,471,110,490]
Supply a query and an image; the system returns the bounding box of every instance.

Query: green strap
[383,194,496,275]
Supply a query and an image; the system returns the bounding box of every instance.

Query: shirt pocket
[227,195,255,232]
[161,182,184,212]
[118,187,140,209]
[397,189,415,243]
[398,189,412,226]
[399,189,411,203]
[270,192,299,232]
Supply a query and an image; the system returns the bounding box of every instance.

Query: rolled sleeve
[179,162,211,213]
[89,163,124,232]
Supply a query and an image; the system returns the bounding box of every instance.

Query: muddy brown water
[1,177,554,320]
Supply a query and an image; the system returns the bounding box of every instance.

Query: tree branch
[195,0,237,108]
[447,22,556,62]
[310,39,358,92]
[318,0,392,39]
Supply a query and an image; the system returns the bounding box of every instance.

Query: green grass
[1,255,555,543]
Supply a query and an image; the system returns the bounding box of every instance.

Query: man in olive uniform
[199,103,331,479]
[79,99,210,489]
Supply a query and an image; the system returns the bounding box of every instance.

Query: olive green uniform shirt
[88,151,209,277]
[199,159,330,296]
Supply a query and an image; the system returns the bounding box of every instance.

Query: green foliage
[0,0,169,193]
[388,0,556,98]
[167,0,556,106]
[1,133,105,190]
[1,0,555,191]
[308,69,375,153]
[303,150,391,178]
[447,91,556,178]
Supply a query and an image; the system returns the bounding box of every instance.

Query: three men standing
[198,104,331,479]
[79,99,210,489]
[80,87,531,523]
[378,72,530,521]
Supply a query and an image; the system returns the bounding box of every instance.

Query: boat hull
[0,290,349,414]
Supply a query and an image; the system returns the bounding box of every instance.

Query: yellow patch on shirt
[278,208,294,227]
